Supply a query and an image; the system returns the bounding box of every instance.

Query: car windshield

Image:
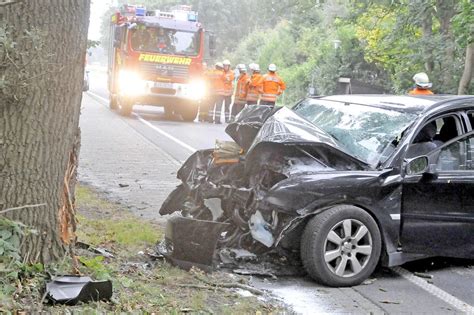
[293,99,418,166]
[131,26,200,56]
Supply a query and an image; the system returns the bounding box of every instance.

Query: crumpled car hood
[246,107,368,170]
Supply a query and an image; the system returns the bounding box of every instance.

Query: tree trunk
[421,4,435,72]
[436,0,457,91]
[0,0,90,263]
[458,42,474,95]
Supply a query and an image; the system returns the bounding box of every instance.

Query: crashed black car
[160,95,474,287]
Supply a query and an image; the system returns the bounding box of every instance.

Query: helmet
[215,62,224,69]
[413,72,432,89]
[248,63,255,71]
[223,59,231,66]
[268,63,277,71]
[237,64,247,72]
[253,64,261,72]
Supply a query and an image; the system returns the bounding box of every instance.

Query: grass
[0,185,283,313]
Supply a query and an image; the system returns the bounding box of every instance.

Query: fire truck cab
[107,5,214,121]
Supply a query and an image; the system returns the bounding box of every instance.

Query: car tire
[179,104,198,122]
[109,95,118,110]
[118,98,133,117]
[301,205,381,287]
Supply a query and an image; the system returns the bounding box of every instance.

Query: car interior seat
[434,117,458,143]
[406,122,438,158]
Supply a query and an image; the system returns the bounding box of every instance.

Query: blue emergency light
[187,13,197,22]
[136,7,146,16]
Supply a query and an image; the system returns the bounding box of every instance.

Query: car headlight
[118,70,146,95]
[184,80,206,100]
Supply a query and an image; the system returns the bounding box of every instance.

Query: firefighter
[208,62,225,123]
[246,63,263,106]
[231,64,248,120]
[220,59,235,123]
[260,64,286,107]
[409,72,434,95]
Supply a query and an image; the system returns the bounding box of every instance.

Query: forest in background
[100,0,474,103]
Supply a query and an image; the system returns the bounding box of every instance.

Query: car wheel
[179,104,198,122]
[118,98,133,117]
[109,95,118,110]
[301,205,381,287]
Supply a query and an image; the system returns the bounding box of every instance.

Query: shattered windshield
[131,26,200,56]
[293,99,418,166]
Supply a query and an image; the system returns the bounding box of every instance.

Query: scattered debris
[379,288,387,292]
[362,278,377,285]
[118,183,129,188]
[233,268,277,279]
[77,241,115,258]
[45,276,112,305]
[380,300,401,305]
[414,272,433,279]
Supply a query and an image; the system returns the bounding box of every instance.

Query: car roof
[314,94,474,114]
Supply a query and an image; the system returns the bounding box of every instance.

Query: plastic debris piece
[45,275,112,305]
[249,211,274,247]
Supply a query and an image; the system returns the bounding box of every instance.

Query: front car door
[401,132,474,258]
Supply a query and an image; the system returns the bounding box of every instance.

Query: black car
[161,95,474,287]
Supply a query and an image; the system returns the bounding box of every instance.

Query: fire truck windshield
[130,26,200,56]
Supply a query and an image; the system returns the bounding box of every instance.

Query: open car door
[400,132,474,258]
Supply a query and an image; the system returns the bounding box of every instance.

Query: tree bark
[458,42,474,95]
[421,4,435,72]
[0,0,90,263]
[435,0,457,91]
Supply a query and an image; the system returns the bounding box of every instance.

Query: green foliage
[79,255,111,280]
[87,39,100,49]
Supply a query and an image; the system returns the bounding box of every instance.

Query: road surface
[79,67,474,314]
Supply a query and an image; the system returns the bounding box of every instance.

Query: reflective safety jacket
[235,73,249,103]
[207,69,225,95]
[219,70,235,96]
[260,72,286,102]
[246,73,263,102]
[408,88,433,95]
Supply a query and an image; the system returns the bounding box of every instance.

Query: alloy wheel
[323,219,373,278]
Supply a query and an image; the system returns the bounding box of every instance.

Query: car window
[292,99,418,166]
[406,115,461,159]
[436,134,474,171]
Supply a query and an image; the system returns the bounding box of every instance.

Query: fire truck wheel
[109,96,118,110]
[118,99,133,116]
[179,105,198,122]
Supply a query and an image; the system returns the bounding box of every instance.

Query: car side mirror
[405,156,429,175]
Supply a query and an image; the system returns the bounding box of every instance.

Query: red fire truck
[107,5,215,120]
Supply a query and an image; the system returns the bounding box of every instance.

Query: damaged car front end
[159,96,445,286]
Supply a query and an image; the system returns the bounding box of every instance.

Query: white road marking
[87,91,197,154]
[87,91,109,104]
[133,114,197,153]
[392,266,474,314]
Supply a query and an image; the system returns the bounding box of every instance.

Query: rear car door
[401,132,474,258]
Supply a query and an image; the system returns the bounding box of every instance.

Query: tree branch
[0,203,47,215]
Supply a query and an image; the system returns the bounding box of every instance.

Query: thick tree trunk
[0,0,90,263]
[458,42,474,95]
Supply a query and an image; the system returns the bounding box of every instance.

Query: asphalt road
[84,68,474,314]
